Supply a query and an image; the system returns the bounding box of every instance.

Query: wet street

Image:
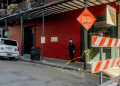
[0,59,108,86]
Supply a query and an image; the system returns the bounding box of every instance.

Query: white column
[118,13,120,57]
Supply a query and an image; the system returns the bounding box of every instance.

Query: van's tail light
[18,47,19,51]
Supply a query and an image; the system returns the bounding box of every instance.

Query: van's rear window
[1,39,17,46]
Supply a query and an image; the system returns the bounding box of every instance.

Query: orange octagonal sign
[77,8,96,31]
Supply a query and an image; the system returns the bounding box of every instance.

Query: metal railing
[0,0,60,18]
[98,75,120,86]
[1,0,44,17]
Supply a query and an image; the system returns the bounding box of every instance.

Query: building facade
[0,0,119,62]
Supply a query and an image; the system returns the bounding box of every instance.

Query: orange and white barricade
[92,36,120,47]
[91,36,120,73]
[91,58,120,73]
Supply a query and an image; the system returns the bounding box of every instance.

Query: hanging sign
[107,5,116,26]
[77,8,96,31]
[41,37,45,43]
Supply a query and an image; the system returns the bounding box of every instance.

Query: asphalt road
[0,58,108,86]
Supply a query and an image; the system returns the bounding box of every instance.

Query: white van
[0,38,19,60]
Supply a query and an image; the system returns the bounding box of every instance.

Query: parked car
[0,38,19,60]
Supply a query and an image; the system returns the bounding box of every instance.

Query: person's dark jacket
[69,42,76,51]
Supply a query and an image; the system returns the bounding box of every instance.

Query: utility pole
[21,0,24,56]
[99,33,103,84]
[41,9,44,61]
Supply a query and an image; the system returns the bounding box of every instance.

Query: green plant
[27,0,30,3]
[27,0,34,3]
[7,4,18,9]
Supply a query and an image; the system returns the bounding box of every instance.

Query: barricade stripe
[93,36,98,45]
[117,39,120,46]
[107,59,113,69]
[91,58,120,73]
[103,60,110,70]
[114,39,118,46]
[118,58,120,65]
[111,39,116,46]
[95,37,102,46]
[107,38,113,46]
[118,39,120,46]
[103,38,110,46]
[99,38,106,46]
[94,61,102,73]
[92,36,120,47]
[91,62,98,73]
[99,61,105,71]
[114,58,118,67]
[111,59,116,67]
[117,58,120,65]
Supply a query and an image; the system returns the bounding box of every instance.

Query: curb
[20,58,89,71]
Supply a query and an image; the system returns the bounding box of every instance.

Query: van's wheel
[9,57,15,60]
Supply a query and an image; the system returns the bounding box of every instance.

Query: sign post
[99,33,103,84]
[77,0,96,70]
[84,0,87,70]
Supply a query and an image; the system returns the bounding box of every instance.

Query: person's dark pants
[69,50,75,62]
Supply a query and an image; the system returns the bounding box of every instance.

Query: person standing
[69,39,76,62]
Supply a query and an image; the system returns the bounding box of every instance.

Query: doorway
[24,26,36,54]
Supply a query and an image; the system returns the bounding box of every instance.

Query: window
[1,39,17,46]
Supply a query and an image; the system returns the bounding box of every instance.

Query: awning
[0,0,117,24]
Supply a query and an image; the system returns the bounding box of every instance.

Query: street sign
[41,37,45,43]
[77,8,96,31]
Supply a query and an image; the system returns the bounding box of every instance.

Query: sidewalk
[19,54,120,79]
[19,54,91,72]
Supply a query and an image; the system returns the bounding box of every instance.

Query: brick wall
[23,10,81,61]
[8,24,21,54]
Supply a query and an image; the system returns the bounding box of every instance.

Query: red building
[0,0,119,62]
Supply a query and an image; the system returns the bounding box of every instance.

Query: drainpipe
[5,19,8,38]
[4,0,8,38]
